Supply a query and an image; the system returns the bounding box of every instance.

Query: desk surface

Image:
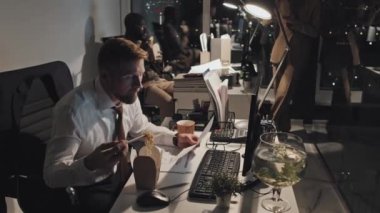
[110,133,299,213]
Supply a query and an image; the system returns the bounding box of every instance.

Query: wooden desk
[110,134,299,213]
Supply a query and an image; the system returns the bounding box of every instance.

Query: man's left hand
[176,133,199,148]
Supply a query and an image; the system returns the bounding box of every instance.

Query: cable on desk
[250,188,272,196]
[169,188,190,202]
[205,141,227,149]
[160,171,192,174]
[205,141,243,152]
[228,143,243,152]
[227,111,236,125]
[206,140,229,146]
[205,141,221,149]
[239,179,272,198]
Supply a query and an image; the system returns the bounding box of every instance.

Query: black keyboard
[188,150,240,201]
[210,128,247,143]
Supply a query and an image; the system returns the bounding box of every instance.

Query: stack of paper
[188,59,223,74]
[173,73,208,92]
[188,59,239,76]
[203,69,229,123]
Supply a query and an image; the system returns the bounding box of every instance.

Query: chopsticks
[101,134,146,153]
[124,134,146,144]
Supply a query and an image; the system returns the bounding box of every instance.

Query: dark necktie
[114,104,126,141]
[113,104,132,182]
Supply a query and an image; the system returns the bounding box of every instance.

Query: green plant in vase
[211,173,241,208]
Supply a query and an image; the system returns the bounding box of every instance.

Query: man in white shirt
[43,38,198,212]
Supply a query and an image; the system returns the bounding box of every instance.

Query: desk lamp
[244,0,291,112]
[223,0,271,88]
[222,0,240,10]
[244,0,272,20]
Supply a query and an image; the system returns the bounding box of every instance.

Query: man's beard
[118,93,137,104]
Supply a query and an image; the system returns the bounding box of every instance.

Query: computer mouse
[136,190,170,208]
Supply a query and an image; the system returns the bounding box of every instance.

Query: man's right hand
[84,142,127,171]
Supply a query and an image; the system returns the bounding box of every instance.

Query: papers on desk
[159,147,193,173]
[160,117,214,173]
[173,73,208,92]
[188,59,223,74]
[204,69,229,123]
[188,59,238,75]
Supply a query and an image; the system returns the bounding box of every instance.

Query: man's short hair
[124,13,144,32]
[98,38,147,74]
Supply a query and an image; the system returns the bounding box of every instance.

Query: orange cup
[176,120,195,134]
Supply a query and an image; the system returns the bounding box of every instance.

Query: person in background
[161,6,200,73]
[320,0,363,105]
[321,30,361,104]
[43,38,199,212]
[179,20,190,48]
[270,0,320,131]
[124,12,175,118]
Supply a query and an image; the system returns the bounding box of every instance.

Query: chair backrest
[0,61,74,212]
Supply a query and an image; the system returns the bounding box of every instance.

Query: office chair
[15,133,74,212]
[0,61,77,212]
[0,196,5,213]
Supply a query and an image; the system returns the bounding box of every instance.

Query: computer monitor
[242,91,261,176]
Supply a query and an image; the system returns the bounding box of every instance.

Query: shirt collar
[94,77,119,110]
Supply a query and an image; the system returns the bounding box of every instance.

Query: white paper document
[204,70,229,123]
[188,59,223,74]
[160,117,214,173]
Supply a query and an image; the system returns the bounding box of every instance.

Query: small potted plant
[211,173,242,208]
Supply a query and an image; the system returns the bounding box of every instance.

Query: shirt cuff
[151,126,176,146]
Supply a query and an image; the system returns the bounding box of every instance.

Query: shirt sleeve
[128,99,176,146]
[43,105,112,188]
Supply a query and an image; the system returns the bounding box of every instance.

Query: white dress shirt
[43,78,175,188]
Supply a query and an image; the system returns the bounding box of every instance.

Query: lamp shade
[223,0,240,10]
[244,0,272,20]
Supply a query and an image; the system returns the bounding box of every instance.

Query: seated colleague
[124,12,174,118]
[162,6,200,73]
[43,38,199,212]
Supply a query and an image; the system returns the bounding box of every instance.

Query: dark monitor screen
[242,91,261,176]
